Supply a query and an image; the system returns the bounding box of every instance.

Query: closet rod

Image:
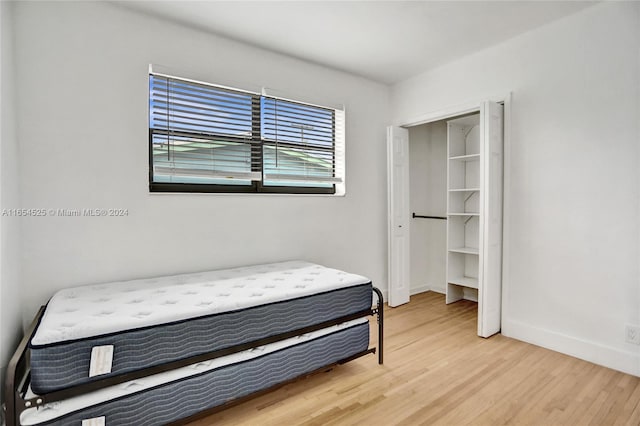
[412,213,447,220]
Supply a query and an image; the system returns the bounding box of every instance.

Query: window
[149,72,345,194]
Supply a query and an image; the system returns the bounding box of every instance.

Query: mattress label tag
[82,417,105,426]
[89,345,114,377]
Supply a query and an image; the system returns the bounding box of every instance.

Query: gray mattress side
[30,321,370,426]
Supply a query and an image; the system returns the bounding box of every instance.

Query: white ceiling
[118,1,595,85]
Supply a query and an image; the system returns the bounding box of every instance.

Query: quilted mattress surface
[30,261,372,394]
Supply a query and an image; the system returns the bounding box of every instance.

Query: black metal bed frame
[3,287,384,426]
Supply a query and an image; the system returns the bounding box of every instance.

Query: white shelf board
[449,154,480,162]
[448,212,479,216]
[448,276,479,289]
[448,246,479,255]
[449,188,480,192]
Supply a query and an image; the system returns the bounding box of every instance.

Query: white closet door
[387,126,410,307]
[478,101,504,337]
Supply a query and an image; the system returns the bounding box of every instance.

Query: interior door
[478,101,504,337]
[387,126,410,307]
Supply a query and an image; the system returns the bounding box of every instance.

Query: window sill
[147,191,346,197]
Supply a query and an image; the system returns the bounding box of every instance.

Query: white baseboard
[380,285,439,304]
[503,319,640,377]
[410,284,448,296]
[429,285,446,294]
[410,284,431,296]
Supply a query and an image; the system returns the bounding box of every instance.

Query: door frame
[389,93,512,333]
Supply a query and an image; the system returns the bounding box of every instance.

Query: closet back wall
[409,122,447,295]
[14,1,390,321]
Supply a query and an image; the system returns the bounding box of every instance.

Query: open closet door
[478,101,504,337]
[387,126,410,307]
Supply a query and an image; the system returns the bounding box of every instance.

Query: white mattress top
[22,318,368,425]
[31,261,370,346]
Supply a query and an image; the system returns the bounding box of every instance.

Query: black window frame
[148,74,339,195]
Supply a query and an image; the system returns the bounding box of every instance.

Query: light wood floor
[189,292,640,425]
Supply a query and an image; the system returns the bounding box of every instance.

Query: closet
[387,101,504,337]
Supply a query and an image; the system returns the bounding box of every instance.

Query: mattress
[22,319,370,426]
[30,261,372,394]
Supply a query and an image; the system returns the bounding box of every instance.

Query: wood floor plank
[188,292,640,426]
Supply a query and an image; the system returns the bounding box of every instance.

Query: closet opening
[387,101,504,337]
[408,119,449,299]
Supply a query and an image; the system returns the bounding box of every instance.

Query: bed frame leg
[372,287,384,364]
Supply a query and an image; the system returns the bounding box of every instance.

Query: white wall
[393,2,640,375]
[408,122,447,295]
[13,2,390,322]
[0,0,23,405]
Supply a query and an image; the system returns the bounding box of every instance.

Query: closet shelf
[448,153,480,162]
[448,276,479,289]
[448,212,479,216]
[448,247,479,255]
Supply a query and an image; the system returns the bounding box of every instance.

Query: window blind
[261,97,343,186]
[149,72,344,193]
[150,75,261,184]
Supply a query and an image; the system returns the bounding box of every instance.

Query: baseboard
[410,284,431,296]
[381,286,440,305]
[502,319,640,377]
[429,285,446,294]
[410,284,448,296]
